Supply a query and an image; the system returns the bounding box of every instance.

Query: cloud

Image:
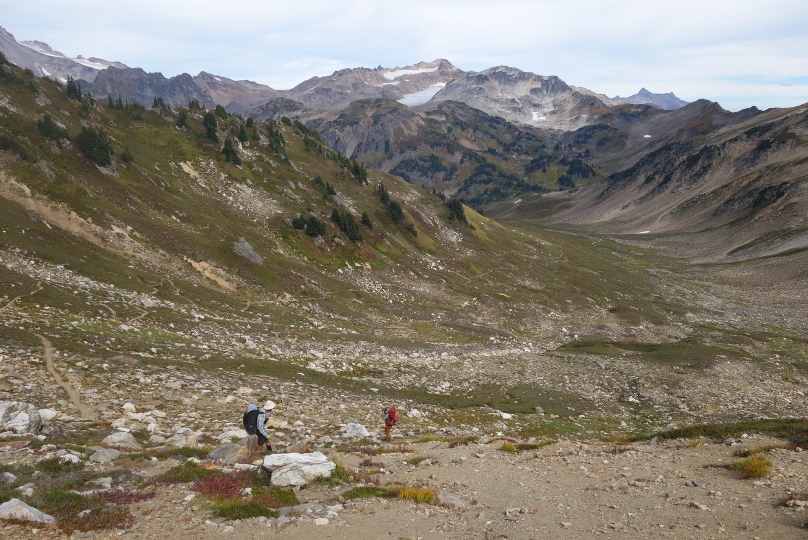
[1,0,806,110]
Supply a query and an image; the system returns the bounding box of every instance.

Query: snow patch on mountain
[397,83,445,107]
[384,66,440,80]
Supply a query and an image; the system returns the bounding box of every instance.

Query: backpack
[387,407,398,425]
[243,409,259,435]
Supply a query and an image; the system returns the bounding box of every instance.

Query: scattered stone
[0,498,54,524]
[436,491,466,510]
[89,448,121,463]
[533,406,544,415]
[690,502,709,510]
[102,431,142,450]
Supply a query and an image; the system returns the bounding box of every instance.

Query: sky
[1,0,807,111]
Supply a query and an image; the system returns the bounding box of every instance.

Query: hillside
[0,51,807,538]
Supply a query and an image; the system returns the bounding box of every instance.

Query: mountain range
[2,24,805,265]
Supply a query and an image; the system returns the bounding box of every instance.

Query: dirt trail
[0,282,43,312]
[33,333,98,422]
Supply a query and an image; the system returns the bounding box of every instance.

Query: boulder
[102,431,142,450]
[89,448,121,464]
[38,409,58,421]
[286,441,309,454]
[262,452,335,487]
[0,498,54,524]
[0,402,43,434]
[436,491,466,510]
[207,441,253,465]
[533,406,544,415]
[342,423,369,438]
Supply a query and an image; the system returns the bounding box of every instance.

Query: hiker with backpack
[243,404,272,452]
[382,407,398,441]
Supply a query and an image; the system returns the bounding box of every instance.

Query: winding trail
[99,303,118,320]
[34,333,98,422]
[0,282,43,312]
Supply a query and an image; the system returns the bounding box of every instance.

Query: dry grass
[500,442,518,453]
[398,487,435,504]
[731,455,772,479]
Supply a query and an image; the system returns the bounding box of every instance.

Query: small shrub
[252,486,298,508]
[731,455,772,479]
[398,487,434,503]
[35,456,84,475]
[120,146,134,163]
[98,489,156,505]
[500,442,517,453]
[315,463,351,486]
[210,499,278,520]
[192,470,251,500]
[515,440,556,452]
[152,447,211,460]
[343,486,388,499]
[153,461,215,484]
[358,459,384,468]
[405,455,434,465]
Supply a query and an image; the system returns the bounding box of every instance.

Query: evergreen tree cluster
[66,76,82,100]
[76,126,113,166]
[361,211,373,230]
[215,104,228,119]
[203,112,219,142]
[445,197,470,226]
[377,183,405,223]
[188,99,202,111]
[291,215,325,237]
[36,114,68,141]
[108,95,145,120]
[176,107,189,129]
[314,175,337,202]
[331,208,363,242]
[221,138,241,165]
[264,119,286,157]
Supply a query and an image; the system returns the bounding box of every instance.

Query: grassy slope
[1,64,805,432]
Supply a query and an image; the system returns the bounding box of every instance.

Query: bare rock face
[429,66,609,130]
[262,452,336,486]
[0,498,54,524]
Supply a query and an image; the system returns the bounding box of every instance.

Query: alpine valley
[0,25,806,539]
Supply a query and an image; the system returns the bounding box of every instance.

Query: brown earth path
[33,333,98,422]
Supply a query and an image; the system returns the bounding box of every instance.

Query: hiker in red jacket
[382,407,398,441]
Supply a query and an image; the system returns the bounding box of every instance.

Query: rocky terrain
[611,88,689,111]
[0,40,807,539]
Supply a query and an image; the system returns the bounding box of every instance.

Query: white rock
[122,402,137,413]
[0,498,54,524]
[314,517,329,525]
[102,431,142,450]
[406,409,423,419]
[237,387,253,395]
[59,454,81,464]
[89,448,121,463]
[263,452,336,487]
[37,409,58,421]
[342,423,370,438]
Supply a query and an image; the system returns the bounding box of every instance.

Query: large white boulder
[0,498,54,524]
[342,423,369,438]
[5,410,42,434]
[262,452,335,487]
